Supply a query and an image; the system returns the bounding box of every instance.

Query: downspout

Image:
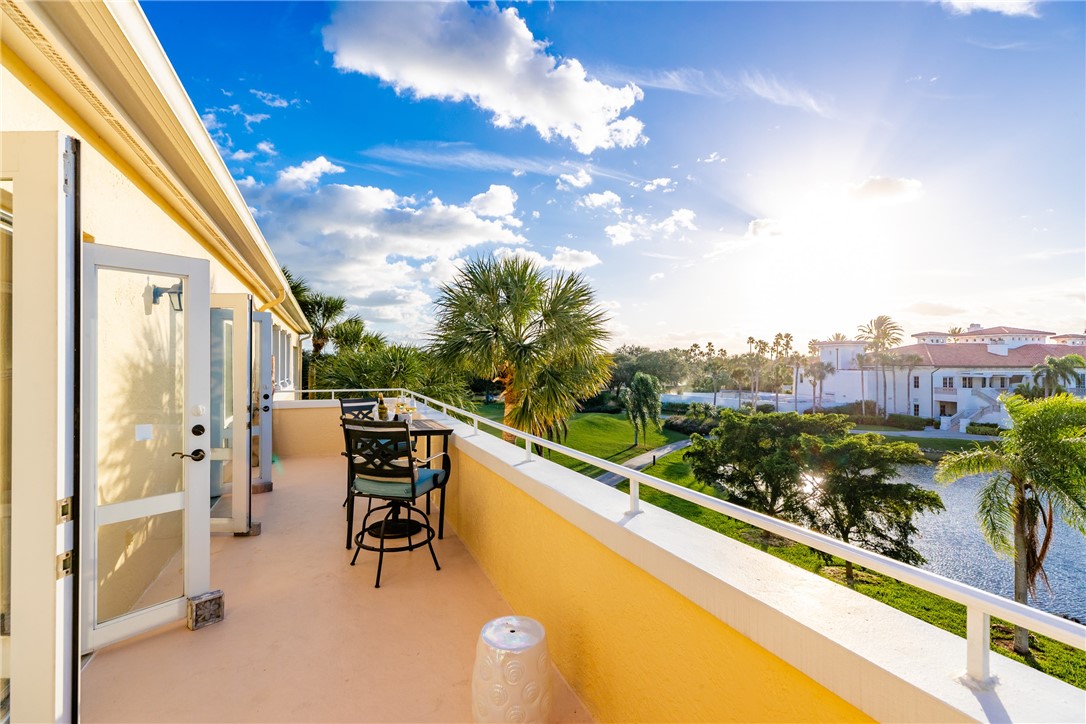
[257,286,286,312]
[930,367,942,421]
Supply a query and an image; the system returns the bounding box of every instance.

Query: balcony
[934,386,957,396]
[80,395,1086,722]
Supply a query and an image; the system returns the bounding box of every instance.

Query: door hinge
[62,149,75,195]
[57,496,74,524]
[56,551,73,579]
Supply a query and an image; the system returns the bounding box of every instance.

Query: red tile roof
[912,331,948,337]
[953,326,1054,337]
[889,343,1084,368]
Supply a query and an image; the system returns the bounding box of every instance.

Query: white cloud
[256,141,278,156]
[323,2,647,154]
[849,176,925,203]
[557,169,593,190]
[643,177,674,192]
[236,175,262,189]
[243,113,270,131]
[276,156,346,190]
[201,112,224,131]
[698,152,726,164]
[653,208,697,235]
[605,221,637,246]
[250,89,296,108]
[494,245,601,271]
[649,272,665,281]
[939,1,1039,17]
[580,191,624,212]
[531,211,541,219]
[230,149,256,161]
[739,71,831,117]
[469,184,518,218]
[248,176,528,337]
[512,169,526,177]
[746,218,786,238]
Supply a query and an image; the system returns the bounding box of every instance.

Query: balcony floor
[81,455,590,722]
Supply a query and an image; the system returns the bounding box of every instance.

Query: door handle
[172,449,206,462]
[262,405,270,412]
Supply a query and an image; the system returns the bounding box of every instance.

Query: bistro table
[401,417,453,539]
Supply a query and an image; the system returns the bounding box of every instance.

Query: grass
[472,403,686,477]
[618,449,1086,690]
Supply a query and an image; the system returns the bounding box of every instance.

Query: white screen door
[81,244,211,652]
[252,311,273,485]
[210,294,252,534]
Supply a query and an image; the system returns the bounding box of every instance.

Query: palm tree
[328,317,385,355]
[886,353,900,415]
[935,394,1086,654]
[789,351,804,412]
[1030,354,1086,397]
[431,256,610,442]
[622,372,662,446]
[948,326,964,338]
[816,361,835,409]
[857,316,904,416]
[303,292,349,391]
[855,351,870,417]
[898,353,924,416]
[803,358,834,410]
[318,343,472,408]
[828,332,849,341]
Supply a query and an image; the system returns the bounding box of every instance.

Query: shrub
[885,413,929,431]
[966,422,1003,436]
[756,403,776,414]
[580,390,624,414]
[663,415,717,436]
[661,401,689,415]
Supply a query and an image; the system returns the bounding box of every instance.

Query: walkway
[852,429,995,441]
[595,439,692,487]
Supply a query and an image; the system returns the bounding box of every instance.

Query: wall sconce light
[152,282,183,311]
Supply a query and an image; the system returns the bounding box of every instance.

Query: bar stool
[471,616,552,723]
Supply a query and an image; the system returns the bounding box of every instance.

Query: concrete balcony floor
[81,455,590,722]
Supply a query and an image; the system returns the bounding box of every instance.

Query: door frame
[3,131,78,722]
[210,293,252,534]
[252,311,273,486]
[80,244,211,652]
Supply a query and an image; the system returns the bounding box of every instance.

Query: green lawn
[621,449,1086,690]
[471,403,686,477]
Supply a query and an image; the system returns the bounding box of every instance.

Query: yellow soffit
[1,0,310,334]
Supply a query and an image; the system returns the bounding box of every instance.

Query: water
[897,465,1086,622]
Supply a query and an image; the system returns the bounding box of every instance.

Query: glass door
[210,294,253,534]
[81,244,211,652]
[252,311,273,488]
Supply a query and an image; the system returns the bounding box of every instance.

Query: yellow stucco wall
[2,48,299,622]
[446,448,872,723]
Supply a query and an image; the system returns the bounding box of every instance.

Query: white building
[815,325,1086,430]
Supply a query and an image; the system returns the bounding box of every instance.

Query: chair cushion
[416,467,448,489]
[354,471,438,499]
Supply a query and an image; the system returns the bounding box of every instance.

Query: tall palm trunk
[881,364,888,417]
[859,363,866,416]
[793,365,799,412]
[500,371,518,443]
[891,366,898,414]
[1012,484,1030,654]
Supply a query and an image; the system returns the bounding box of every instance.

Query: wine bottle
[377,393,388,421]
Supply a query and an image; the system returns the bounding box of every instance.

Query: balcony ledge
[432,408,1086,723]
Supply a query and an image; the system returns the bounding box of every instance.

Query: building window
[942,376,954,388]
[913,404,920,416]
[980,378,987,388]
[913,376,919,389]
[962,377,973,389]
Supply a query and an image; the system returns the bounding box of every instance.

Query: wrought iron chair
[341,418,445,587]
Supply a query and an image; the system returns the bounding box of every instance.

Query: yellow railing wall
[445,443,871,723]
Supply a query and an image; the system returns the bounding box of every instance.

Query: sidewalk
[595,439,692,487]
[852,428,995,441]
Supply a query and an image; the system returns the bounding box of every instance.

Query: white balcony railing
[297,387,1086,687]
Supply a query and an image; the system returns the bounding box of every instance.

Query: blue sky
[144,0,1085,352]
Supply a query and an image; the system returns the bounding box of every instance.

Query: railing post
[629,477,640,514]
[524,437,532,462]
[966,606,991,685]
[473,418,479,435]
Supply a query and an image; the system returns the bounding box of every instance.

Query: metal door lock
[172,449,206,461]
[262,405,270,412]
[192,424,205,436]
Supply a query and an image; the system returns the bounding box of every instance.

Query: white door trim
[252,311,273,484]
[81,243,210,652]
[3,131,77,723]
[210,293,252,534]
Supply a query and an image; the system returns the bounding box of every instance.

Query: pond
[899,464,1086,622]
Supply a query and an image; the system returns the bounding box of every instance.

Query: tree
[948,326,964,337]
[1030,354,1086,397]
[858,316,904,416]
[886,353,900,416]
[686,342,729,406]
[1014,381,1046,400]
[828,332,849,341]
[802,434,943,584]
[856,352,870,417]
[431,256,610,441]
[897,353,924,415]
[935,394,1086,654]
[817,361,836,409]
[770,333,795,412]
[684,410,853,520]
[318,343,472,408]
[621,372,662,446]
[804,357,834,411]
[328,317,385,355]
[788,351,804,412]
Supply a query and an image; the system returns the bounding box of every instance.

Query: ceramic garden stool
[471,616,552,723]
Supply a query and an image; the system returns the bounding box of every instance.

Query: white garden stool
[471,616,552,723]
